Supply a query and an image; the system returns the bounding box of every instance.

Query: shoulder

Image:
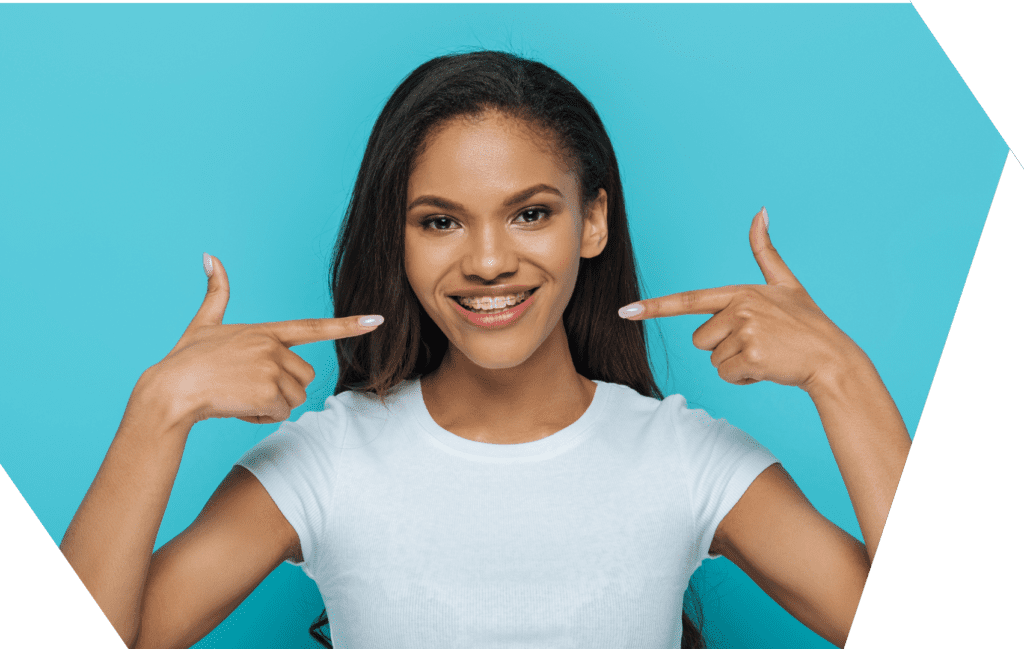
[326,380,420,444]
[600,382,772,459]
[231,384,421,568]
[595,380,667,415]
[595,381,703,433]
[276,380,417,445]
[591,382,690,451]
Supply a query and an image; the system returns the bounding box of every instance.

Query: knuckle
[259,358,280,378]
[743,346,762,364]
[247,325,274,344]
[734,306,755,321]
[301,360,317,385]
[259,382,280,404]
[244,333,271,354]
[735,294,758,310]
[261,335,282,354]
[275,397,293,420]
[303,318,327,338]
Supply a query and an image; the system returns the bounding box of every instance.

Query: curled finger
[692,311,735,352]
[709,334,744,370]
[277,371,308,411]
[238,393,291,424]
[280,348,317,388]
[717,352,761,385]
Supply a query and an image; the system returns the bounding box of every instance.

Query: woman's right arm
[59,253,381,649]
[59,368,299,649]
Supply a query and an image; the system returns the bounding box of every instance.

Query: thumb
[748,206,799,287]
[189,252,231,329]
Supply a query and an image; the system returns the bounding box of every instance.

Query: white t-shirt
[235,378,778,648]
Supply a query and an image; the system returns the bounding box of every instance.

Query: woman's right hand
[145,253,383,427]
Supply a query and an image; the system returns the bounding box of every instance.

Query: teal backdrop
[0,4,1007,648]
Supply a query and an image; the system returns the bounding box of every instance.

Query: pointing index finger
[266,315,384,347]
[619,287,738,320]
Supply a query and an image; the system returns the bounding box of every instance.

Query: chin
[455,339,540,372]
[462,350,532,371]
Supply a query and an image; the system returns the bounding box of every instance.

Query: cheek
[525,229,580,278]
[403,235,433,302]
[404,232,457,313]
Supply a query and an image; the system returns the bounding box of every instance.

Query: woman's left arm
[799,346,912,563]
[709,354,911,646]
[620,207,912,646]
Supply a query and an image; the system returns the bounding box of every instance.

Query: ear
[580,188,609,259]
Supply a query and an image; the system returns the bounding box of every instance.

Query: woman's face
[404,110,608,371]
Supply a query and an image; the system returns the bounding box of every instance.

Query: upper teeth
[457,291,529,310]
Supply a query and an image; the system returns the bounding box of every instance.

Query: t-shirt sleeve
[671,395,779,565]
[234,399,347,575]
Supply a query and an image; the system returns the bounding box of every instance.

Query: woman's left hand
[618,207,865,391]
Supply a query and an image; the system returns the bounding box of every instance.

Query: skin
[623,207,913,645]
[625,207,911,562]
[59,109,911,649]
[405,111,609,444]
[408,112,912,646]
[59,254,379,649]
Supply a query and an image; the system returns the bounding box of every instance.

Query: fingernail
[618,303,644,319]
[203,252,213,278]
[759,206,769,231]
[359,315,384,328]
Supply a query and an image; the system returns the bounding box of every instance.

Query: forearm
[805,349,912,563]
[60,368,194,647]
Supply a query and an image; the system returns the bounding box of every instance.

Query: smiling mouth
[449,287,539,314]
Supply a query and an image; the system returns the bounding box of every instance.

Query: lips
[447,287,539,330]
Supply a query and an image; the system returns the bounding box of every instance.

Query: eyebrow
[406,183,564,213]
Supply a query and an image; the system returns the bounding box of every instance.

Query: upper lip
[447,285,539,299]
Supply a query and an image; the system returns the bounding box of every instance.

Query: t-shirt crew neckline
[408,378,611,461]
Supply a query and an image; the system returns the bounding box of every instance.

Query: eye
[421,216,459,231]
[515,207,551,224]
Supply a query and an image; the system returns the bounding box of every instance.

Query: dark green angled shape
[847,149,1024,642]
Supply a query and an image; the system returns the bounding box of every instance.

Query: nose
[460,222,519,282]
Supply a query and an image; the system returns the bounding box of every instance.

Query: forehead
[408,112,579,206]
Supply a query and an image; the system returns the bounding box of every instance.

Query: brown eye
[516,208,550,224]
[423,216,457,230]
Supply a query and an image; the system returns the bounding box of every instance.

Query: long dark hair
[315,49,706,649]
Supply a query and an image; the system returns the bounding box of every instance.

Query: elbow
[834,622,850,648]
[120,621,141,649]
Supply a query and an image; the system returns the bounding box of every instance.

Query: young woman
[60,50,911,649]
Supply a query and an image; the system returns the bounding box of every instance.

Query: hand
[147,253,383,426]
[618,207,863,391]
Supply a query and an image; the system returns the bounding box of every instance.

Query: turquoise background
[0,4,1006,648]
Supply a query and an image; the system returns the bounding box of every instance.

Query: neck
[420,322,597,445]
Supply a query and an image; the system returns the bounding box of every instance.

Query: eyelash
[419,207,552,231]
